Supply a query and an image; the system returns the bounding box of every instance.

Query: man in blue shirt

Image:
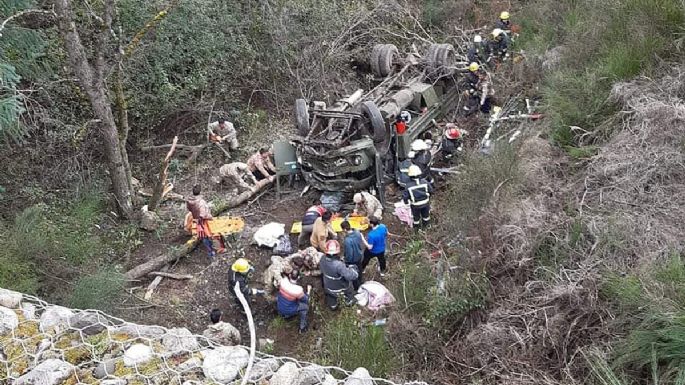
[341,220,368,289]
[361,217,388,277]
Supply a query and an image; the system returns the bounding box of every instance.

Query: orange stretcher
[290,215,369,234]
[185,213,245,236]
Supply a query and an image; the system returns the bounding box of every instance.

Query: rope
[234,282,256,385]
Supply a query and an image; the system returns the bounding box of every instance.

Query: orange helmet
[445,128,461,140]
[325,240,341,255]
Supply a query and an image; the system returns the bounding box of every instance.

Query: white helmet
[411,139,428,152]
[407,151,416,159]
[353,193,364,204]
[400,110,412,123]
[407,165,422,177]
[474,35,482,43]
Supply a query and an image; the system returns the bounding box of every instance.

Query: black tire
[295,99,309,136]
[361,101,386,143]
[370,44,384,78]
[425,43,455,78]
[378,44,398,77]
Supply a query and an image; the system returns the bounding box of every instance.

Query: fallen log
[148,271,193,280]
[144,264,169,300]
[125,177,273,280]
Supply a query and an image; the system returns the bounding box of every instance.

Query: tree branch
[0,8,55,38]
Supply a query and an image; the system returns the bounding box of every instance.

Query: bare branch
[0,8,55,37]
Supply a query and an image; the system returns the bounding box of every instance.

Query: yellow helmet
[468,62,480,72]
[500,11,510,20]
[407,165,422,177]
[232,258,252,274]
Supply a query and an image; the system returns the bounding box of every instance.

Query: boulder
[101,380,127,385]
[0,288,22,308]
[113,323,166,338]
[177,356,202,372]
[297,364,327,385]
[94,359,117,379]
[344,367,373,385]
[0,305,19,334]
[140,209,160,231]
[162,327,199,352]
[68,311,107,335]
[39,306,74,333]
[123,344,154,367]
[15,359,74,385]
[323,374,338,385]
[21,303,37,320]
[270,362,299,385]
[201,346,249,384]
[246,358,280,382]
[202,321,241,346]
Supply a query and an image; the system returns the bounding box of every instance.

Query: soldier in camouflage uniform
[219,162,257,191]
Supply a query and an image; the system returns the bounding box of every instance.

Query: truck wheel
[361,101,386,143]
[378,44,398,77]
[425,43,455,78]
[370,44,398,78]
[295,99,310,136]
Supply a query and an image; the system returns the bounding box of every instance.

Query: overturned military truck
[292,43,463,199]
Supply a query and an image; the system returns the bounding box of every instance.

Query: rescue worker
[394,111,411,135]
[276,270,311,333]
[495,11,511,33]
[208,118,239,156]
[218,162,257,191]
[361,216,389,277]
[320,240,359,309]
[441,124,467,162]
[410,139,432,184]
[397,158,413,188]
[341,220,368,290]
[298,202,327,248]
[403,165,433,229]
[462,62,486,116]
[353,191,383,220]
[467,35,487,65]
[486,29,511,61]
[229,258,264,309]
[186,184,215,258]
[310,210,337,252]
[247,147,277,181]
[203,309,241,345]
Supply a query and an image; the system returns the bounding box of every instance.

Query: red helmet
[445,128,461,140]
[325,240,341,255]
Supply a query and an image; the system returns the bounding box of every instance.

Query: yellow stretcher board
[187,215,245,236]
[290,216,369,234]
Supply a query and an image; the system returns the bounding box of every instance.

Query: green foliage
[444,143,519,234]
[70,266,126,312]
[321,309,395,378]
[0,63,26,142]
[600,273,645,311]
[521,0,685,147]
[427,270,488,325]
[614,312,685,382]
[396,248,434,315]
[652,253,685,306]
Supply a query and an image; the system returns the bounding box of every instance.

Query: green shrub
[652,253,685,306]
[321,309,395,378]
[444,143,519,234]
[427,270,488,326]
[70,266,126,312]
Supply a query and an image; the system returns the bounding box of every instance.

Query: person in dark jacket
[341,220,368,290]
[298,202,326,248]
[410,139,433,184]
[229,258,264,309]
[495,11,511,33]
[403,165,434,229]
[276,270,311,333]
[397,158,413,188]
[467,35,487,64]
[486,29,511,60]
[320,240,358,309]
[441,125,466,163]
